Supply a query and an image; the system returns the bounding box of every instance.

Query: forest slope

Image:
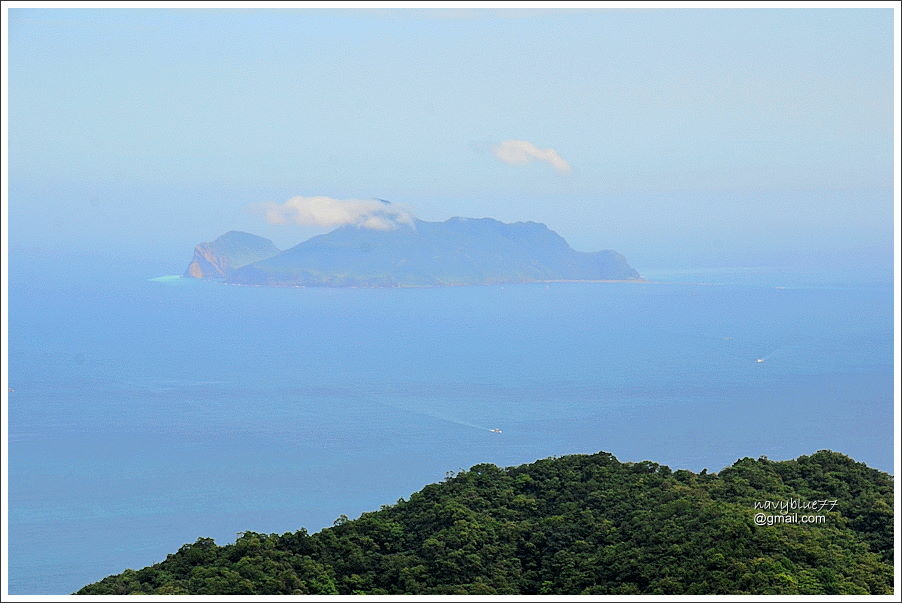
[78,450,893,595]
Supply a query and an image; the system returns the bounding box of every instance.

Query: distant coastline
[182,218,641,288]
[152,275,655,288]
[177,276,653,289]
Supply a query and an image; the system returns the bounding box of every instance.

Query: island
[77,450,893,595]
[183,217,640,287]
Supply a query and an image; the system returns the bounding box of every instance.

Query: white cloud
[492,139,572,174]
[253,196,415,230]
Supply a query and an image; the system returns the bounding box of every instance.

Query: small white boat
[489,428,502,434]
[755,358,765,363]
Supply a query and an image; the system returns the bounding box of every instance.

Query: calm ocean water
[8,260,893,594]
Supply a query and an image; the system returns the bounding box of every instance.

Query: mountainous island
[183,218,640,287]
[78,450,893,595]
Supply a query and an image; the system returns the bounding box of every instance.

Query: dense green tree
[77,450,893,595]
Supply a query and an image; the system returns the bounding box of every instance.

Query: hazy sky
[7,8,895,271]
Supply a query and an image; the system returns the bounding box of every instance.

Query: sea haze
[7,257,893,594]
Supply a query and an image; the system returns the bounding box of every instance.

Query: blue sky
[7,8,895,271]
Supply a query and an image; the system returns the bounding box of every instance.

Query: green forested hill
[77,450,893,595]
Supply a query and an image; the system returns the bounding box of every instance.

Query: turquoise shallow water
[8,262,893,594]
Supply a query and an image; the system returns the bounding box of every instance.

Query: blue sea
[7,259,894,594]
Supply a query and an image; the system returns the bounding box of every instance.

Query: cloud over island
[252,195,415,231]
[492,140,572,174]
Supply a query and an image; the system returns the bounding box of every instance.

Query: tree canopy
[77,450,893,595]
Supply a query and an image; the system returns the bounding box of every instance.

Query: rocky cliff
[184,231,280,279]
